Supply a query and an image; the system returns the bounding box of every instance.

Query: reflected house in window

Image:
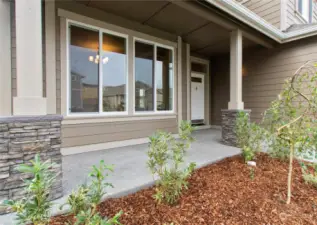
[135,80,154,111]
[103,85,125,112]
[70,72,85,111]
[70,72,99,112]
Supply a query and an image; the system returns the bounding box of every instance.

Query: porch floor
[62,128,240,196]
[0,129,240,224]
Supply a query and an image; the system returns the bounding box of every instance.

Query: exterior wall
[62,118,177,148]
[239,0,281,29]
[210,55,230,126]
[243,36,317,121]
[210,35,317,124]
[286,0,317,27]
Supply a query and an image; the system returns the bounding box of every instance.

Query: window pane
[156,47,173,111]
[69,25,99,113]
[102,33,126,112]
[135,41,154,111]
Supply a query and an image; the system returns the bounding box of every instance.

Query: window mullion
[154,44,157,112]
[99,31,103,114]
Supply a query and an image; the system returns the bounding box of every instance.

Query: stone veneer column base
[0,115,63,214]
[221,109,251,147]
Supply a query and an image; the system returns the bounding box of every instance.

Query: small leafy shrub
[62,160,121,225]
[147,121,196,205]
[60,185,89,215]
[301,162,317,188]
[256,61,317,204]
[3,154,58,225]
[235,112,265,162]
[88,161,114,205]
[75,208,122,225]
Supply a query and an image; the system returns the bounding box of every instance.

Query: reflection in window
[102,33,126,112]
[156,47,173,111]
[135,41,154,111]
[69,25,99,113]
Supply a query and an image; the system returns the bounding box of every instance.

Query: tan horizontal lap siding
[62,118,178,147]
[243,36,317,122]
[241,0,281,29]
[286,0,317,26]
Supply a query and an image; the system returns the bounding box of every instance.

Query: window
[67,21,175,116]
[298,0,313,23]
[69,24,127,114]
[134,40,174,113]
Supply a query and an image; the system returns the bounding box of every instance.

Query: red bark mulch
[50,154,317,225]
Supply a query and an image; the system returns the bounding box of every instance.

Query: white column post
[228,29,244,110]
[13,0,47,115]
[0,0,12,116]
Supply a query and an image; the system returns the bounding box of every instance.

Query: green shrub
[3,154,58,225]
[88,161,114,205]
[301,162,317,188]
[147,121,196,205]
[257,61,317,204]
[75,208,122,225]
[62,160,121,225]
[60,185,89,215]
[235,111,265,162]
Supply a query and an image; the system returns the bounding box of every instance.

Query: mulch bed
[50,154,317,225]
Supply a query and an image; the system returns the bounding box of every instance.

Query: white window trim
[296,0,313,23]
[66,19,129,117]
[133,37,176,115]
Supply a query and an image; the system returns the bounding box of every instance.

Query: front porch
[62,129,240,196]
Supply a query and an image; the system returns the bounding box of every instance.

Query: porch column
[221,29,250,146]
[0,0,12,116]
[13,0,47,115]
[229,29,243,110]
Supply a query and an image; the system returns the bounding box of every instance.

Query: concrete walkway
[0,129,240,224]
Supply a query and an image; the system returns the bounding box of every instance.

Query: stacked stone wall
[0,115,63,214]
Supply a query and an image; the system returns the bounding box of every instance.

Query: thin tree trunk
[286,142,294,204]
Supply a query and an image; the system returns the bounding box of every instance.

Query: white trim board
[61,134,179,156]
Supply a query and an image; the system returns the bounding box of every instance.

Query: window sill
[62,113,177,125]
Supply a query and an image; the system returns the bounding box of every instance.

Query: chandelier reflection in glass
[88,55,109,64]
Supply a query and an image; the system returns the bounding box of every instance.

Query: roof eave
[204,0,317,43]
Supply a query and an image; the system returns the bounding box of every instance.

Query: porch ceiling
[74,0,259,57]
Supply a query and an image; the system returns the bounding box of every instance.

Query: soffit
[73,0,259,57]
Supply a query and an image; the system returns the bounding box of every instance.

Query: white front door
[191,73,205,123]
